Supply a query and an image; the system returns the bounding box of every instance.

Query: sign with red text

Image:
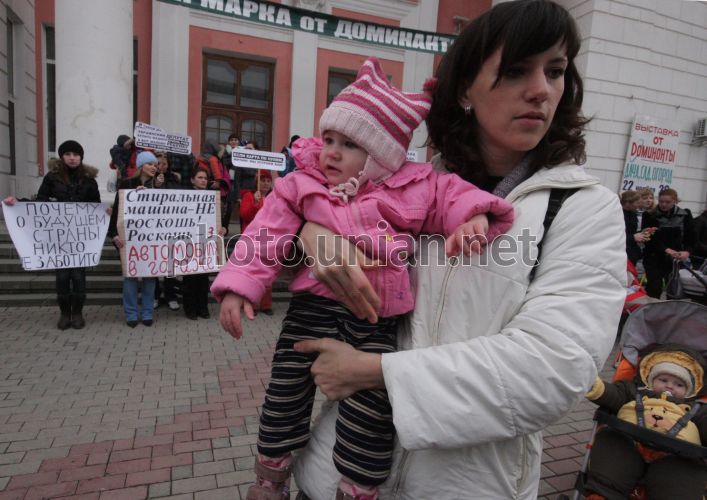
[620,115,679,195]
[3,202,110,270]
[116,189,224,277]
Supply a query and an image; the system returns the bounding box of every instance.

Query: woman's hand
[633,232,646,243]
[219,293,255,339]
[2,196,17,206]
[218,226,226,237]
[298,222,381,323]
[254,191,262,203]
[112,235,124,249]
[675,251,690,261]
[294,338,385,400]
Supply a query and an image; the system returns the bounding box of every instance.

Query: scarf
[491,154,534,199]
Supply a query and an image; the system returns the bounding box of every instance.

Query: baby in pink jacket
[211,57,514,500]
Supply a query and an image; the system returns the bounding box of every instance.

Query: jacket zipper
[390,449,411,500]
[391,256,457,497]
[350,199,385,311]
[517,434,528,494]
[433,256,457,346]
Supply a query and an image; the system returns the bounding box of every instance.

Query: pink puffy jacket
[211,137,514,318]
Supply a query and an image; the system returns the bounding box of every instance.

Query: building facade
[1,0,706,210]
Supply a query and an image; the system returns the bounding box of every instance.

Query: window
[7,14,14,96]
[133,39,138,126]
[201,55,274,150]
[44,25,56,154]
[327,70,356,106]
[7,10,17,174]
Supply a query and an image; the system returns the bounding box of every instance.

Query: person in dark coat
[692,210,707,269]
[621,191,645,266]
[3,140,100,330]
[642,189,693,298]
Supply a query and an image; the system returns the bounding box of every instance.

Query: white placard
[117,189,224,278]
[620,115,679,195]
[3,202,110,270]
[134,122,192,155]
[232,149,286,171]
[406,150,419,162]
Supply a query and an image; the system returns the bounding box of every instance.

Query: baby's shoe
[246,454,292,500]
[335,479,378,500]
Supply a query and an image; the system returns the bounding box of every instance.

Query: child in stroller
[584,343,707,499]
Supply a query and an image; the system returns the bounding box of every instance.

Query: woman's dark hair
[426,0,588,185]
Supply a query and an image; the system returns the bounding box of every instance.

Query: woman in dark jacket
[692,210,707,269]
[642,189,693,298]
[3,140,100,330]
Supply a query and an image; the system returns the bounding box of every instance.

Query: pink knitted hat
[319,57,434,185]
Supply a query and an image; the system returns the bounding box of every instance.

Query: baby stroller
[560,300,707,500]
[679,260,707,305]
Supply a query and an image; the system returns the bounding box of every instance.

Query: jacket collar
[505,163,599,203]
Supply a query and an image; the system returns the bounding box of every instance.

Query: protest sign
[232,149,286,171]
[3,202,110,270]
[621,115,679,195]
[134,122,192,155]
[117,189,224,278]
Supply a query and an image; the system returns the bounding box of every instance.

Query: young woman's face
[319,130,368,186]
[462,42,568,170]
[63,152,81,168]
[141,162,157,178]
[156,154,168,173]
[623,198,640,211]
[658,194,677,212]
[228,137,239,148]
[641,193,654,210]
[191,171,209,189]
[651,373,687,398]
[259,177,272,193]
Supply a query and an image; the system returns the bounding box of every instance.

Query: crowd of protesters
[620,187,706,298]
[2,130,289,330]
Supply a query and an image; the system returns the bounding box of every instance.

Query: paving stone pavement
[0,303,616,499]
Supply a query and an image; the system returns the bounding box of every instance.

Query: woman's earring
[463,104,473,116]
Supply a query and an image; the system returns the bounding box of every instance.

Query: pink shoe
[246,455,292,500]
[335,479,378,500]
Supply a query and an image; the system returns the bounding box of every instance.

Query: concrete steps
[0,221,292,307]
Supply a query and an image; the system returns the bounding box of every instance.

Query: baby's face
[651,373,688,398]
[319,130,368,186]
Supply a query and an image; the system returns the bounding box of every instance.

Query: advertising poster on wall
[620,115,679,195]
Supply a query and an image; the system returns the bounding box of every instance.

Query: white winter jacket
[294,163,626,499]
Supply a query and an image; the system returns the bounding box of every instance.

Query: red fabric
[239,191,265,232]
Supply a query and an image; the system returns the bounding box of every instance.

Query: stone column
[55,0,133,201]
[289,30,318,138]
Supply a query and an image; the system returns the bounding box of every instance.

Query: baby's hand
[445,214,489,257]
[219,293,255,340]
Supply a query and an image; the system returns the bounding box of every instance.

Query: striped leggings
[258,293,398,487]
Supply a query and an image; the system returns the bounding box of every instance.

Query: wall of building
[1,0,38,198]
[562,0,707,212]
